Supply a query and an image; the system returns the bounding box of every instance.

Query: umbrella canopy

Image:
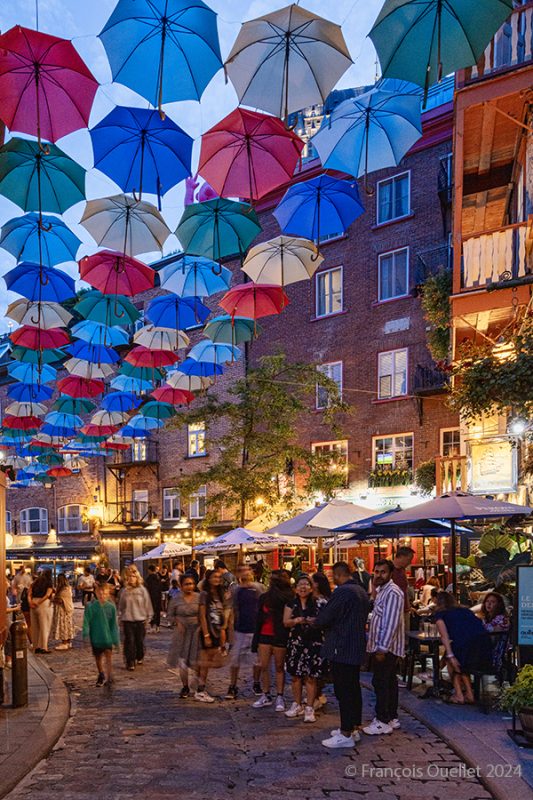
[204,315,258,345]
[63,358,114,380]
[79,250,155,297]
[0,138,86,214]
[120,362,165,381]
[225,4,352,121]
[44,411,83,428]
[10,346,65,365]
[219,283,289,320]
[100,0,222,110]
[6,299,73,330]
[369,0,514,94]
[4,263,75,302]
[52,396,96,415]
[110,374,154,394]
[56,376,105,398]
[188,341,240,365]
[134,541,192,560]
[10,326,69,350]
[81,423,120,437]
[273,174,364,243]
[133,325,189,351]
[7,362,57,384]
[101,391,142,413]
[123,414,163,432]
[47,466,72,478]
[198,108,304,202]
[5,401,47,417]
[178,358,223,378]
[265,499,374,539]
[312,87,422,181]
[194,527,298,553]
[80,195,170,257]
[3,415,43,431]
[176,198,261,261]
[7,383,53,402]
[243,236,322,287]
[0,213,81,266]
[74,290,140,326]
[67,340,120,365]
[140,400,177,420]
[159,256,231,298]
[151,385,194,405]
[125,346,179,369]
[71,320,129,348]
[145,295,210,330]
[165,371,212,392]
[333,510,471,539]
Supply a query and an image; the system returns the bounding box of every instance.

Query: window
[441,428,461,457]
[189,485,207,519]
[377,172,410,224]
[132,490,149,522]
[20,507,48,535]
[316,267,343,317]
[163,487,181,520]
[373,434,414,469]
[316,362,343,409]
[312,440,349,485]
[377,348,408,399]
[378,248,409,301]
[132,441,147,462]
[6,510,11,534]
[188,422,206,457]
[57,505,89,534]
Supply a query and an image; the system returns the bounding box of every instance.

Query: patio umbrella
[273,174,364,244]
[145,295,210,330]
[204,315,258,346]
[312,87,422,185]
[56,376,105,398]
[198,108,304,202]
[74,290,140,326]
[10,347,65,365]
[6,299,73,329]
[8,362,56,384]
[100,0,222,112]
[219,283,289,321]
[194,527,302,554]
[63,358,114,380]
[178,358,223,378]
[159,256,231,298]
[7,383,53,402]
[176,198,261,261]
[80,195,170,257]
[0,26,98,144]
[101,391,142,413]
[134,541,192,561]
[140,400,177,420]
[0,213,81,267]
[79,250,155,297]
[264,499,373,539]
[151,385,194,405]
[124,346,179,369]
[10,326,70,350]
[242,236,322,287]
[133,325,189,351]
[165,370,212,392]
[188,341,240,365]
[4,263,75,302]
[66,340,120,365]
[225,4,352,121]
[71,320,129,348]
[369,0,514,97]
[52,396,96,415]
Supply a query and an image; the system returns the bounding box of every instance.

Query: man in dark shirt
[144,565,162,632]
[391,546,415,613]
[225,564,265,700]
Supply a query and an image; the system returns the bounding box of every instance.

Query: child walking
[82,583,120,687]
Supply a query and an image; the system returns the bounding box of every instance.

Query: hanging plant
[420,266,452,363]
[414,459,436,496]
[369,465,412,488]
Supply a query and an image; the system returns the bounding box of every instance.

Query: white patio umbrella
[134,541,192,561]
[194,527,306,554]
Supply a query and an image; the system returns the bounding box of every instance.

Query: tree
[168,353,349,527]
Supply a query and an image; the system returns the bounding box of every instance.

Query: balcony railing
[414,245,452,288]
[458,1,533,86]
[413,364,449,396]
[106,501,154,524]
[462,222,531,289]
[435,456,468,495]
[106,440,159,467]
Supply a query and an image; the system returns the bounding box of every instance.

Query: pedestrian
[78,567,96,607]
[363,559,405,736]
[170,561,182,584]
[82,582,120,687]
[118,566,153,671]
[107,569,122,603]
[312,572,332,711]
[252,569,294,712]
[225,564,265,700]
[213,559,236,592]
[315,562,370,749]
[52,574,75,650]
[196,569,228,702]
[160,565,170,613]
[168,579,181,602]
[283,574,327,723]
[352,558,372,592]
[11,566,31,601]
[29,570,54,654]
[184,559,200,584]
[144,564,162,632]
[167,574,201,698]
[391,545,415,623]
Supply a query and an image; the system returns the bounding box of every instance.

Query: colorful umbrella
[63,358,115,380]
[176,198,261,261]
[101,391,142,413]
[125,346,179,369]
[100,0,222,111]
[67,340,120,365]
[188,341,240,365]
[44,411,83,428]
[74,290,140,326]
[103,437,134,451]
[81,423,120,437]
[10,346,65,365]
[110,374,154,394]
[165,371,211,392]
[7,383,53,402]
[204,315,258,345]
[0,213,81,267]
[120,362,165,381]
[122,414,163,432]
[80,195,170,257]
[178,357,223,378]
[91,410,128,427]
[3,415,43,431]
[133,325,189,351]
[10,326,70,350]
[6,299,73,329]
[159,256,231,298]
[52,396,96,415]
[242,236,322,287]
[219,283,289,321]
[140,401,177,420]
[145,295,210,330]
[151,385,194,405]
[5,401,47,417]
[57,376,105,398]
[47,466,73,478]
[198,108,304,202]
[225,5,352,121]
[79,250,155,297]
[71,320,129,348]
[4,263,75,302]
[7,360,57,386]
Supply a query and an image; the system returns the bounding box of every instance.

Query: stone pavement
[3,608,495,800]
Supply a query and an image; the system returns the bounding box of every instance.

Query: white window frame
[372,433,414,470]
[6,510,11,534]
[132,490,149,522]
[132,440,147,462]
[187,422,206,458]
[57,504,89,534]
[312,440,349,483]
[440,427,462,457]
[189,485,207,519]
[163,487,181,520]
[378,247,410,302]
[315,266,343,318]
[316,362,343,410]
[20,507,48,535]
[376,171,411,225]
[377,348,408,399]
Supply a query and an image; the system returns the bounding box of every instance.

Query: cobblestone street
[6,609,494,800]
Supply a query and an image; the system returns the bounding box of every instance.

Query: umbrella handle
[132,188,142,204]
[212,263,222,276]
[284,119,297,132]
[310,250,321,262]
[39,217,52,232]
[39,142,50,156]
[30,313,40,325]
[39,270,49,287]
[114,300,125,320]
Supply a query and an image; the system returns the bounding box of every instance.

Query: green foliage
[420,267,452,362]
[368,466,412,487]
[478,527,514,555]
[457,555,476,567]
[414,459,436,496]
[478,547,531,586]
[500,665,533,712]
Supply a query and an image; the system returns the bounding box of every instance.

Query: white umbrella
[90,410,128,426]
[194,527,305,553]
[166,370,212,392]
[263,499,373,538]
[134,325,190,351]
[242,236,323,287]
[134,541,192,560]
[6,299,73,329]
[80,194,170,256]
[5,401,47,417]
[63,358,114,380]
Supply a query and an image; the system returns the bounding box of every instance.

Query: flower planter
[518,707,533,743]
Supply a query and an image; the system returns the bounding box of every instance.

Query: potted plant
[500,665,533,742]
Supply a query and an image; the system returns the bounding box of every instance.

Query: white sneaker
[285,702,304,718]
[322,732,355,749]
[303,705,316,723]
[275,695,285,712]
[194,690,215,703]
[363,718,393,736]
[330,728,360,742]
[390,718,401,729]
[252,693,273,708]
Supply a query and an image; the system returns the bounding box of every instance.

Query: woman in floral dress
[167,574,201,698]
[52,574,75,650]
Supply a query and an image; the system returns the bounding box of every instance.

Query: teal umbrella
[140,401,177,420]
[52,396,96,415]
[369,0,513,97]
[176,198,261,261]
[120,362,165,382]
[74,290,140,327]
[204,315,259,345]
[11,346,65,364]
[0,138,86,214]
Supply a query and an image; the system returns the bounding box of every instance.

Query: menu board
[517,566,533,646]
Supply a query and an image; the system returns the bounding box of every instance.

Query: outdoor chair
[471,630,513,714]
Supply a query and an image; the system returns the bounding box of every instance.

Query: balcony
[461,222,531,289]
[106,440,159,467]
[106,501,154,525]
[413,364,449,396]
[414,245,452,289]
[435,455,468,495]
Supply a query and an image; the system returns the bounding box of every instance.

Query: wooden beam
[473,190,489,230]
[453,105,465,295]
[479,104,497,174]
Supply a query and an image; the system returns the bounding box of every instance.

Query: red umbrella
[29,438,62,449]
[2,415,42,430]
[0,26,98,144]
[103,440,131,451]
[151,385,194,405]
[57,376,105,398]
[10,326,70,350]
[47,466,73,478]
[219,283,289,320]
[198,108,304,202]
[124,346,179,369]
[81,423,120,437]
[79,250,155,296]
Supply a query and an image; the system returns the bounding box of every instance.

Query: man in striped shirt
[363,559,405,736]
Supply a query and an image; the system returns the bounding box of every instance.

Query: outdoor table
[406,631,442,697]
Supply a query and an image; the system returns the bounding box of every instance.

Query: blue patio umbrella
[101,391,142,413]
[7,383,54,402]
[159,256,231,297]
[91,106,193,200]
[188,340,240,365]
[0,213,82,266]
[8,362,57,384]
[67,340,120,365]
[44,411,83,429]
[178,357,223,378]
[4,263,76,301]
[273,175,364,244]
[145,294,210,330]
[110,374,153,394]
[71,320,129,348]
[99,0,222,112]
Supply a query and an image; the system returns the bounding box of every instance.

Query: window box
[369,466,413,488]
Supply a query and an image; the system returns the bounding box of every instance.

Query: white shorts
[230,631,255,668]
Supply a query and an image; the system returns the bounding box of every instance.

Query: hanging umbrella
[7,360,57,384]
[10,326,70,350]
[4,455,31,469]
[273,175,364,244]
[151,385,194,405]
[311,87,422,184]
[99,0,222,112]
[71,320,129,348]
[204,315,258,346]
[0,138,86,214]
[159,256,231,298]
[369,0,514,97]
[91,106,193,200]
[198,108,304,202]
[101,391,142,413]
[0,213,81,266]
[145,295,210,330]
[63,358,115,380]
[242,236,322,287]
[120,362,166,381]
[178,358,223,378]
[165,370,212,392]
[52,396,96,415]
[57,376,105,398]
[80,195,170,257]
[7,383,53,402]
[140,400,177,420]
[134,541,192,560]
[4,263,75,302]
[47,466,72,478]
[79,250,155,297]
[6,299,73,329]
[5,401,47,417]
[81,423,120,437]
[188,341,240,365]
[110,374,154,394]
[44,411,83,428]
[91,410,128,427]
[176,198,261,261]
[122,414,163,432]
[133,325,189,351]
[125,346,180,369]
[63,455,88,470]
[103,435,134,451]
[10,346,65,365]
[67,340,120,365]
[74,290,140,326]
[219,283,289,321]
[3,415,43,431]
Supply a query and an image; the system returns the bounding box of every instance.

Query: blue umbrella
[0,432,32,445]
[91,106,193,201]
[145,294,210,330]
[0,213,81,266]
[4,262,76,301]
[71,320,130,348]
[7,383,54,402]
[67,340,120,364]
[188,340,240,364]
[118,425,151,439]
[101,391,142,413]
[159,256,231,297]
[8,362,57,384]
[40,423,79,438]
[44,411,84,429]
[178,357,223,378]
[122,414,163,432]
[110,374,153,394]
[99,0,222,112]
[273,175,364,244]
